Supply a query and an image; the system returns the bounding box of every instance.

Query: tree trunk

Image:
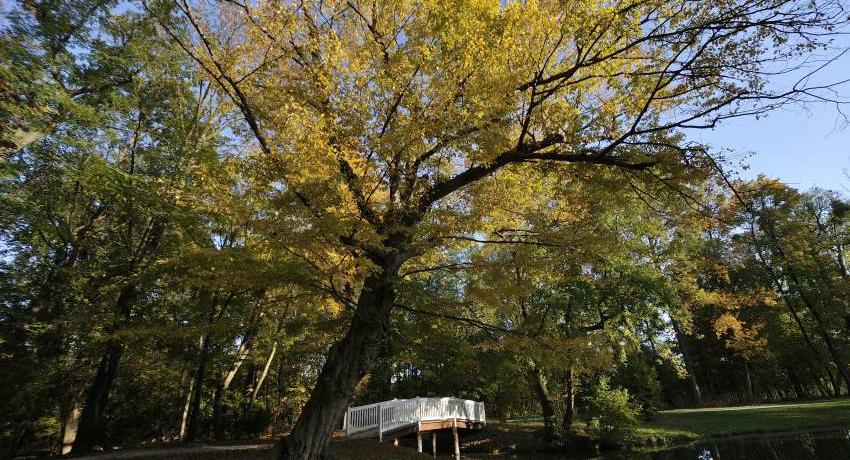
[672,319,703,406]
[562,367,575,435]
[806,303,850,394]
[70,340,124,454]
[70,282,137,455]
[526,364,557,443]
[252,342,277,402]
[185,292,235,442]
[279,264,399,460]
[60,395,83,455]
[823,375,837,397]
[211,381,225,440]
[786,366,808,399]
[212,328,256,439]
[756,215,850,393]
[743,359,754,401]
[185,333,212,442]
[179,374,195,440]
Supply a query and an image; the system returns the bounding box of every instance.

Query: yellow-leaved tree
[143,0,847,457]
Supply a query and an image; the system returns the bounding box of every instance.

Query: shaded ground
[21,399,850,460]
[50,443,275,460]
[34,438,432,460]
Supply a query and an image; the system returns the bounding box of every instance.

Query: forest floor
[36,399,850,460]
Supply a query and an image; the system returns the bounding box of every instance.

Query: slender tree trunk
[671,319,703,406]
[179,374,195,440]
[785,294,839,392]
[60,395,83,455]
[756,214,850,393]
[4,421,31,459]
[186,333,212,442]
[211,381,225,440]
[212,327,256,439]
[786,366,808,399]
[803,301,850,394]
[562,367,575,435]
[526,364,557,443]
[70,282,136,455]
[279,261,400,460]
[743,359,754,401]
[70,340,124,454]
[185,292,235,442]
[825,367,841,397]
[252,342,277,402]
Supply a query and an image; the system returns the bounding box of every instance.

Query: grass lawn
[636,398,850,446]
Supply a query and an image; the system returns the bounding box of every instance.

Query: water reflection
[474,429,850,459]
[604,428,850,460]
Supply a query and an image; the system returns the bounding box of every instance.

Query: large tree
[117,0,850,457]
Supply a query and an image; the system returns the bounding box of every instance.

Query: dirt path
[70,443,275,460]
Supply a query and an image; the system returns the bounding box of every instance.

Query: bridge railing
[345,397,486,440]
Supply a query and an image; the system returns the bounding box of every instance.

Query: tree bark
[786,366,808,399]
[252,342,277,402]
[561,367,575,435]
[279,262,400,460]
[70,340,124,454]
[743,359,754,401]
[60,395,83,455]
[70,283,136,454]
[185,333,212,442]
[212,326,256,439]
[211,381,225,440]
[185,292,235,442]
[526,364,557,443]
[671,319,703,406]
[179,374,195,440]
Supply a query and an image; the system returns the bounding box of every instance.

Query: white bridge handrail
[344,397,486,440]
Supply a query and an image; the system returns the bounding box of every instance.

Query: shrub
[611,353,663,419]
[233,405,274,439]
[583,378,639,447]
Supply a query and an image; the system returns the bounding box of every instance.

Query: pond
[472,428,850,460]
[615,429,850,460]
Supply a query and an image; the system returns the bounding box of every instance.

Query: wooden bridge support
[432,432,437,458]
[453,418,460,460]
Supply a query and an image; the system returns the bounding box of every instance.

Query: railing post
[417,396,422,422]
[344,406,350,437]
[378,403,383,442]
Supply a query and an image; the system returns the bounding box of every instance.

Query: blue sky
[689,35,850,194]
[694,101,850,194]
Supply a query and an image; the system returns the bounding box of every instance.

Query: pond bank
[456,398,850,457]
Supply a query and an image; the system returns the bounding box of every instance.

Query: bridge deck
[344,397,486,441]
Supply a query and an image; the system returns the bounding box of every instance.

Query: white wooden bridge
[343,397,485,457]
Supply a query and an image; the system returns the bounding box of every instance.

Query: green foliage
[612,353,663,419]
[583,378,640,446]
